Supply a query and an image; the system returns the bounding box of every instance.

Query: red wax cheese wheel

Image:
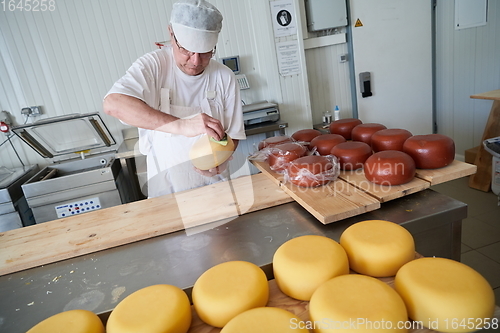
[268,142,307,172]
[309,134,346,155]
[291,129,322,144]
[330,141,372,170]
[371,128,413,152]
[328,118,362,140]
[403,134,455,169]
[287,155,336,187]
[258,135,293,150]
[364,151,416,185]
[351,123,387,145]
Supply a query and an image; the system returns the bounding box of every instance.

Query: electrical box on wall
[305,0,348,32]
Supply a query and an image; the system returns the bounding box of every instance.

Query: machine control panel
[55,197,102,218]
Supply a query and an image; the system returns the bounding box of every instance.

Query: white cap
[170,0,222,54]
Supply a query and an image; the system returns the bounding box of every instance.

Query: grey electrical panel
[305,0,348,32]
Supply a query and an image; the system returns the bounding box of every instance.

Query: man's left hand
[194,156,232,177]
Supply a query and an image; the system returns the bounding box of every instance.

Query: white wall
[0,0,313,169]
[435,0,500,159]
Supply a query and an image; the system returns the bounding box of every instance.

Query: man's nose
[190,53,202,65]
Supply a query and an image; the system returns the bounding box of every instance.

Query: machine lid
[242,101,278,113]
[12,113,116,158]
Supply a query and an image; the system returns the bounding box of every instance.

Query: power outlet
[21,106,42,116]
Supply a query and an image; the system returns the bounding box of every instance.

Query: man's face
[170,29,214,76]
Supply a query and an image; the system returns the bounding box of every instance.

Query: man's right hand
[177,113,225,141]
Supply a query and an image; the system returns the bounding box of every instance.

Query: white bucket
[483,137,500,196]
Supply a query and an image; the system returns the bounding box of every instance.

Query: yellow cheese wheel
[220,307,310,333]
[26,309,104,333]
[339,220,415,277]
[189,134,235,170]
[192,260,269,327]
[394,257,495,333]
[309,274,409,333]
[273,235,349,301]
[106,284,191,333]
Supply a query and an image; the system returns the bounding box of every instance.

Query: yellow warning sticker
[355,18,363,27]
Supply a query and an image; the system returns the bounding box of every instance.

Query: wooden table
[469,89,500,191]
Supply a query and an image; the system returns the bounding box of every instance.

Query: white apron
[141,65,229,198]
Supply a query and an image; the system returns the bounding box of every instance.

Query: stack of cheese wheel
[371,128,413,152]
[351,123,387,145]
[220,307,309,333]
[309,274,409,333]
[339,220,415,277]
[329,118,363,140]
[395,257,495,333]
[192,260,269,328]
[364,150,416,185]
[273,235,349,301]
[309,133,346,155]
[268,142,307,172]
[258,135,293,150]
[330,141,372,170]
[106,284,191,333]
[26,310,105,333]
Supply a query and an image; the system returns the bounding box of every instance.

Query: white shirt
[106,47,246,197]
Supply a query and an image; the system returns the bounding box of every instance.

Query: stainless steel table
[0,189,466,332]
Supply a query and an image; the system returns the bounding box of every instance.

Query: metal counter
[0,189,466,332]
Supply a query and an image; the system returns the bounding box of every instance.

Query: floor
[431,177,500,308]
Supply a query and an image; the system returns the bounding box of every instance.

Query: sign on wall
[270,0,297,37]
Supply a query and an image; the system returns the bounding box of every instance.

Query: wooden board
[469,90,500,191]
[338,170,430,203]
[253,159,477,220]
[252,161,381,223]
[0,173,293,276]
[415,160,477,185]
[187,277,500,333]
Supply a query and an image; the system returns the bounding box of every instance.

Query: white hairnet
[170,0,223,54]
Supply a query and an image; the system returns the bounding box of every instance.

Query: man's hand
[177,113,225,141]
[193,155,232,177]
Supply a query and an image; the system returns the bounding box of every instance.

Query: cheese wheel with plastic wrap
[339,220,415,277]
[309,274,409,333]
[273,235,349,301]
[27,310,105,333]
[394,257,495,333]
[192,260,269,328]
[106,284,191,333]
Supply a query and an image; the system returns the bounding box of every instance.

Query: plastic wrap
[284,154,340,187]
[248,141,308,173]
[267,142,308,172]
[257,135,294,150]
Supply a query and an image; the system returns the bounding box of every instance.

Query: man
[103,0,246,198]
